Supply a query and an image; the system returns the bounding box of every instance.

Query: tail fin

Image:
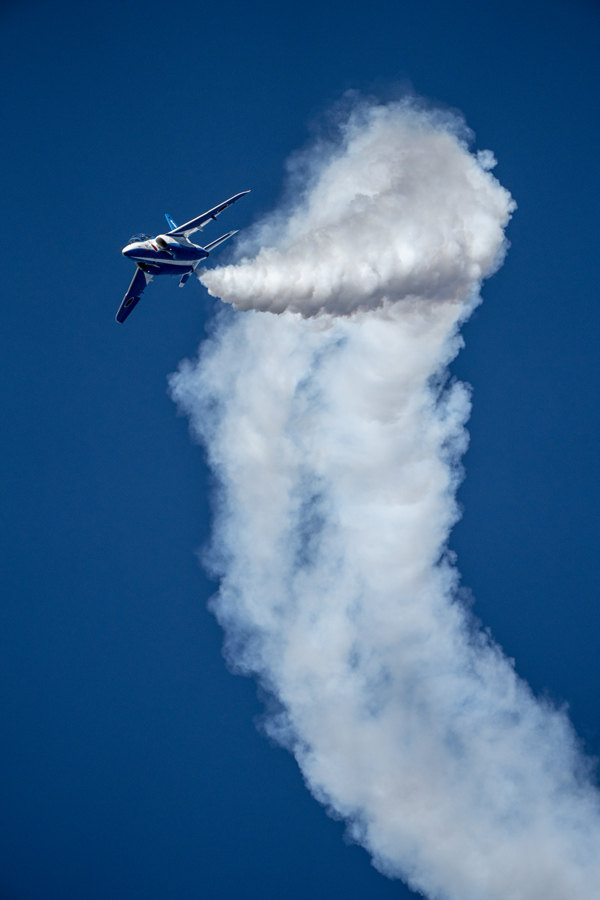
[165,214,178,230]
[202,230,238,253]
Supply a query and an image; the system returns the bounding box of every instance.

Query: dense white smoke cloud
[171,98,600,899]
[200,100,510,317]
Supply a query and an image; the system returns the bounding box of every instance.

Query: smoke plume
[170,98,600,899]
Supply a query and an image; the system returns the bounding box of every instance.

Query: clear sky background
[1,1,599,898]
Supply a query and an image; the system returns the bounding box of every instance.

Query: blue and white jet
[116,190,249,323]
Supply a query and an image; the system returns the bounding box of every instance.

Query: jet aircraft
[116,190,250,323]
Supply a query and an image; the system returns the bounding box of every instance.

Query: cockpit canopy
[125,233,154,246]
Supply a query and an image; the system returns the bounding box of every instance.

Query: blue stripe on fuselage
[123,243,207,263]
[142,262,195,276]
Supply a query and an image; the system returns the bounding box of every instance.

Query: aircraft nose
[122,246,133,257]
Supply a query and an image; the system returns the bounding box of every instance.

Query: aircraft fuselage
[122,236,207,277]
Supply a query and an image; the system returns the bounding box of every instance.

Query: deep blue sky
[1,1,599,898]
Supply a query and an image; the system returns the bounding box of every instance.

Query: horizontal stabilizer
[165,213,178,230]
[202,230,238,253]
[115,266,153,324]
[166,191,250,238]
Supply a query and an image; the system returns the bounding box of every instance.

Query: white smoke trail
[170,98,600,899]
[200,99,509,317]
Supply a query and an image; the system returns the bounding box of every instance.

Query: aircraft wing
[115,267,153,324]
[202,230,239,252]
[166,190,250,238]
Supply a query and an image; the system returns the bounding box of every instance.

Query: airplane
[116,190,250,323]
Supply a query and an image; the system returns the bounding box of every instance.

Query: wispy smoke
[170,98,600,899]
